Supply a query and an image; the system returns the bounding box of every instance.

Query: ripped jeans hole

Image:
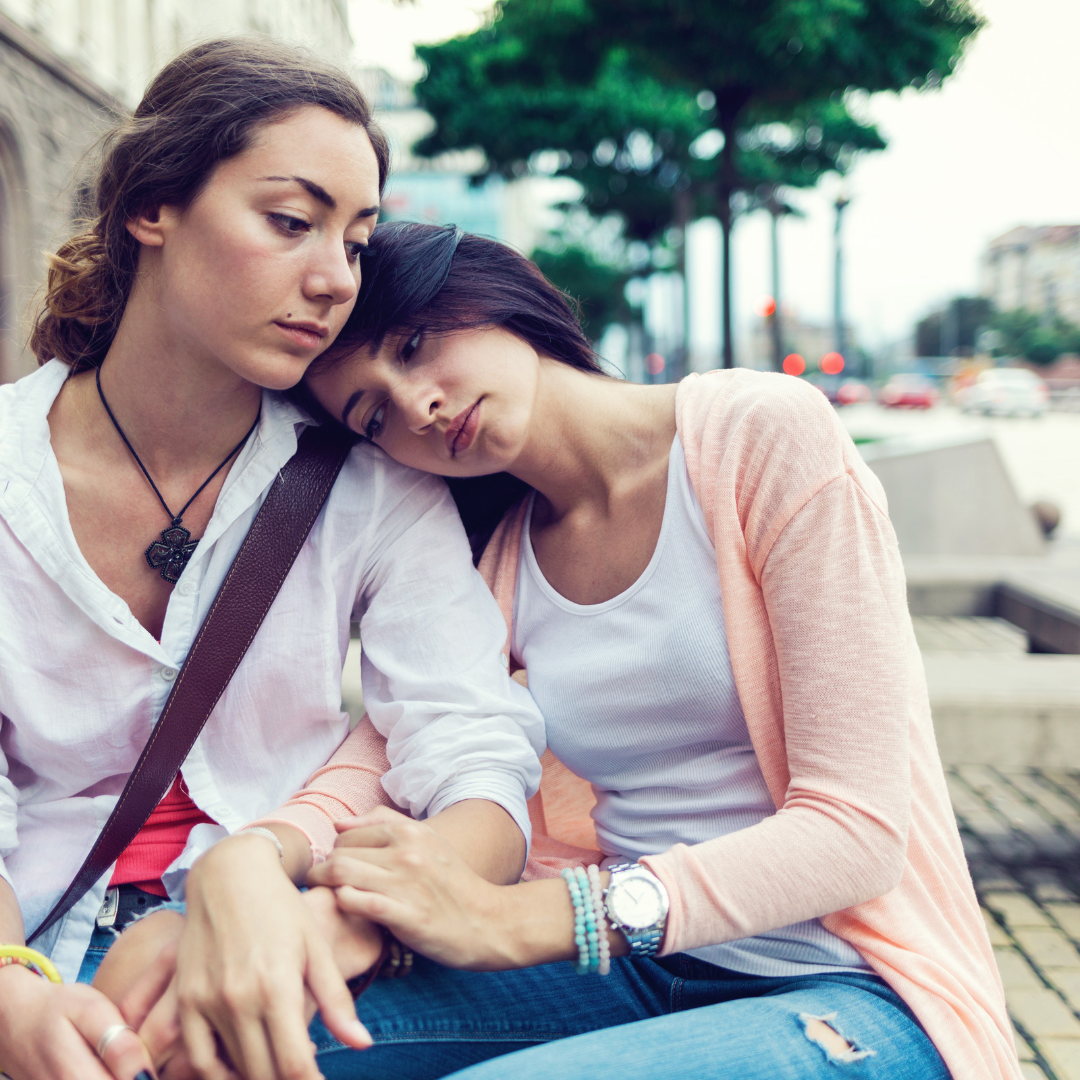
[799,1012,876,1064]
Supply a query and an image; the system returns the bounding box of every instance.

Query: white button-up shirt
[0,361,544,981]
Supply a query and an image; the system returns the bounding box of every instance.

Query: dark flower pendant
[145,522,198,584]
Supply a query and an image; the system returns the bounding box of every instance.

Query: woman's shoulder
[675,369,884,542]
[0,361,69,487]
[323,436,465,564]
[678,368,840,441]
[677,368,851,474]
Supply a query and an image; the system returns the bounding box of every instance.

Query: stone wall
[0,12,118,383]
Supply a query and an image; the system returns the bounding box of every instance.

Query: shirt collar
[0,359,316,660]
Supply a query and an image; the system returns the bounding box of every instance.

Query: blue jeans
[75,887,187,985]
[312,953,951,1080]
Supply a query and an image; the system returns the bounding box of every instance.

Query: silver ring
[96,1023,135,1058]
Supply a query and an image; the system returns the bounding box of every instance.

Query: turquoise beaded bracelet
[561,867,591,973]
[562,866,610,975]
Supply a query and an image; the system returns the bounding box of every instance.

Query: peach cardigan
[261,369,1017,1080]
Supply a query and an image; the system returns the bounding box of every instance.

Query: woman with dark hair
[0,48,545,1080]
[274,220,1019,1079]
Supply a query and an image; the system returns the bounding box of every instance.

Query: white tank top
[513,435,870,976]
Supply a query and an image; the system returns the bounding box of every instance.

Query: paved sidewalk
[949,764,1080,1079]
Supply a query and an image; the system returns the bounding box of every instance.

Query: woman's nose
[303,239,359,307]
[399,383,443,433]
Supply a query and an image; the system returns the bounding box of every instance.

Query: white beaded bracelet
[236,826,286,863]
[587,864,611,975]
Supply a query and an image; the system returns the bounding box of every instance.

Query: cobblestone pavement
[949,765,1080,1078]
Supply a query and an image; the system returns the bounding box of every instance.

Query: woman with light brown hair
[0,42,545,1080]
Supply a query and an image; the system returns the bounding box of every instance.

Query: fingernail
[135,1071,156,1080]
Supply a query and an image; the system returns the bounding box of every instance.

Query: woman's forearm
[426,799,526,885]
[493,876,628,970]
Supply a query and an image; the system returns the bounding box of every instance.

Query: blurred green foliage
[413,0,982,362]
[990,309,1080,367]
[531,242,633,342]
[414,20,886,246]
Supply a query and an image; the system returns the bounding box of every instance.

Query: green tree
[991,308,1080,366]
[915,296,993,357]
[532,241,632,343]
[414,15,885,375]
[585,0,984,366]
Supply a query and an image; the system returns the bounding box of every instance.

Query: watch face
[608,874,664,930]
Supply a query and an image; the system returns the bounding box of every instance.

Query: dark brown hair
[309,221,607,557]
[31,37,390,372]
[321,221,603,375]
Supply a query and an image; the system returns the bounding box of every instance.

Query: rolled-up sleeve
[354,469,544,849]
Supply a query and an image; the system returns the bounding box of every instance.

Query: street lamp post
[833,193,851,364]
[762,188,797,372]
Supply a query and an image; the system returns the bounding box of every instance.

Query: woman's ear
[125,204,180,247]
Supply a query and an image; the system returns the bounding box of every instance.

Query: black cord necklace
[96,365,260,584]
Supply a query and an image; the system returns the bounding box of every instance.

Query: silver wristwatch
[603,862,669,957]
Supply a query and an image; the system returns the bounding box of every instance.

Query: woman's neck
[87,282,263,480]
[510,361,679,521]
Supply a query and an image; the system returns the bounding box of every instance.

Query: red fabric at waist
[109,774,217,897]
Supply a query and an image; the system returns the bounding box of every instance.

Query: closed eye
[401,330,423,362]
[345,240,370,265]
[268,212,311,236]
[362,400,388,441]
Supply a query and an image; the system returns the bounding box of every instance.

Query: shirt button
[177,580,195,596]
[161,667,178,681]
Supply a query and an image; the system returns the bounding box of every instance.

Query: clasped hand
[307,807,512,971]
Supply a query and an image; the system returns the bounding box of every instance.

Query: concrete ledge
[925,654,1080,766]
[998,584,1080,654]
[904,555,1080,655]
[862,435,1045,557]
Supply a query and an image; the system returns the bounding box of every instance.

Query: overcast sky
[350,0,1080,351]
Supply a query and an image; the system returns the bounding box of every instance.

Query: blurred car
[836,380,872,406]
[879,374,938,409]
[957,367,1049,417]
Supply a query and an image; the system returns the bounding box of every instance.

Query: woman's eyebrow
[341,387,365,426]
[260,175,336,209]
[260,176,379,222]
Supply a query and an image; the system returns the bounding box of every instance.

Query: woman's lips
[446,399,481,457]
[274,322,326,350]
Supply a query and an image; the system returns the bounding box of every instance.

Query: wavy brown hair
[31,37,389,372]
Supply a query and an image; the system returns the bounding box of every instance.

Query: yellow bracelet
[0,945,62,983]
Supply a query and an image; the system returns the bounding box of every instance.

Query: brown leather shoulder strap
[30,423,355,944]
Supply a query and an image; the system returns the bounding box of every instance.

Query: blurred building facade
[981,225,1080,324]
[0,0,349,383]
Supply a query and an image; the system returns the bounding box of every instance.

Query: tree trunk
[769,206,783,371]
[715,88,750,370]
[673,187,691,380]
[833,195,851,360]
[719,193,733,369]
